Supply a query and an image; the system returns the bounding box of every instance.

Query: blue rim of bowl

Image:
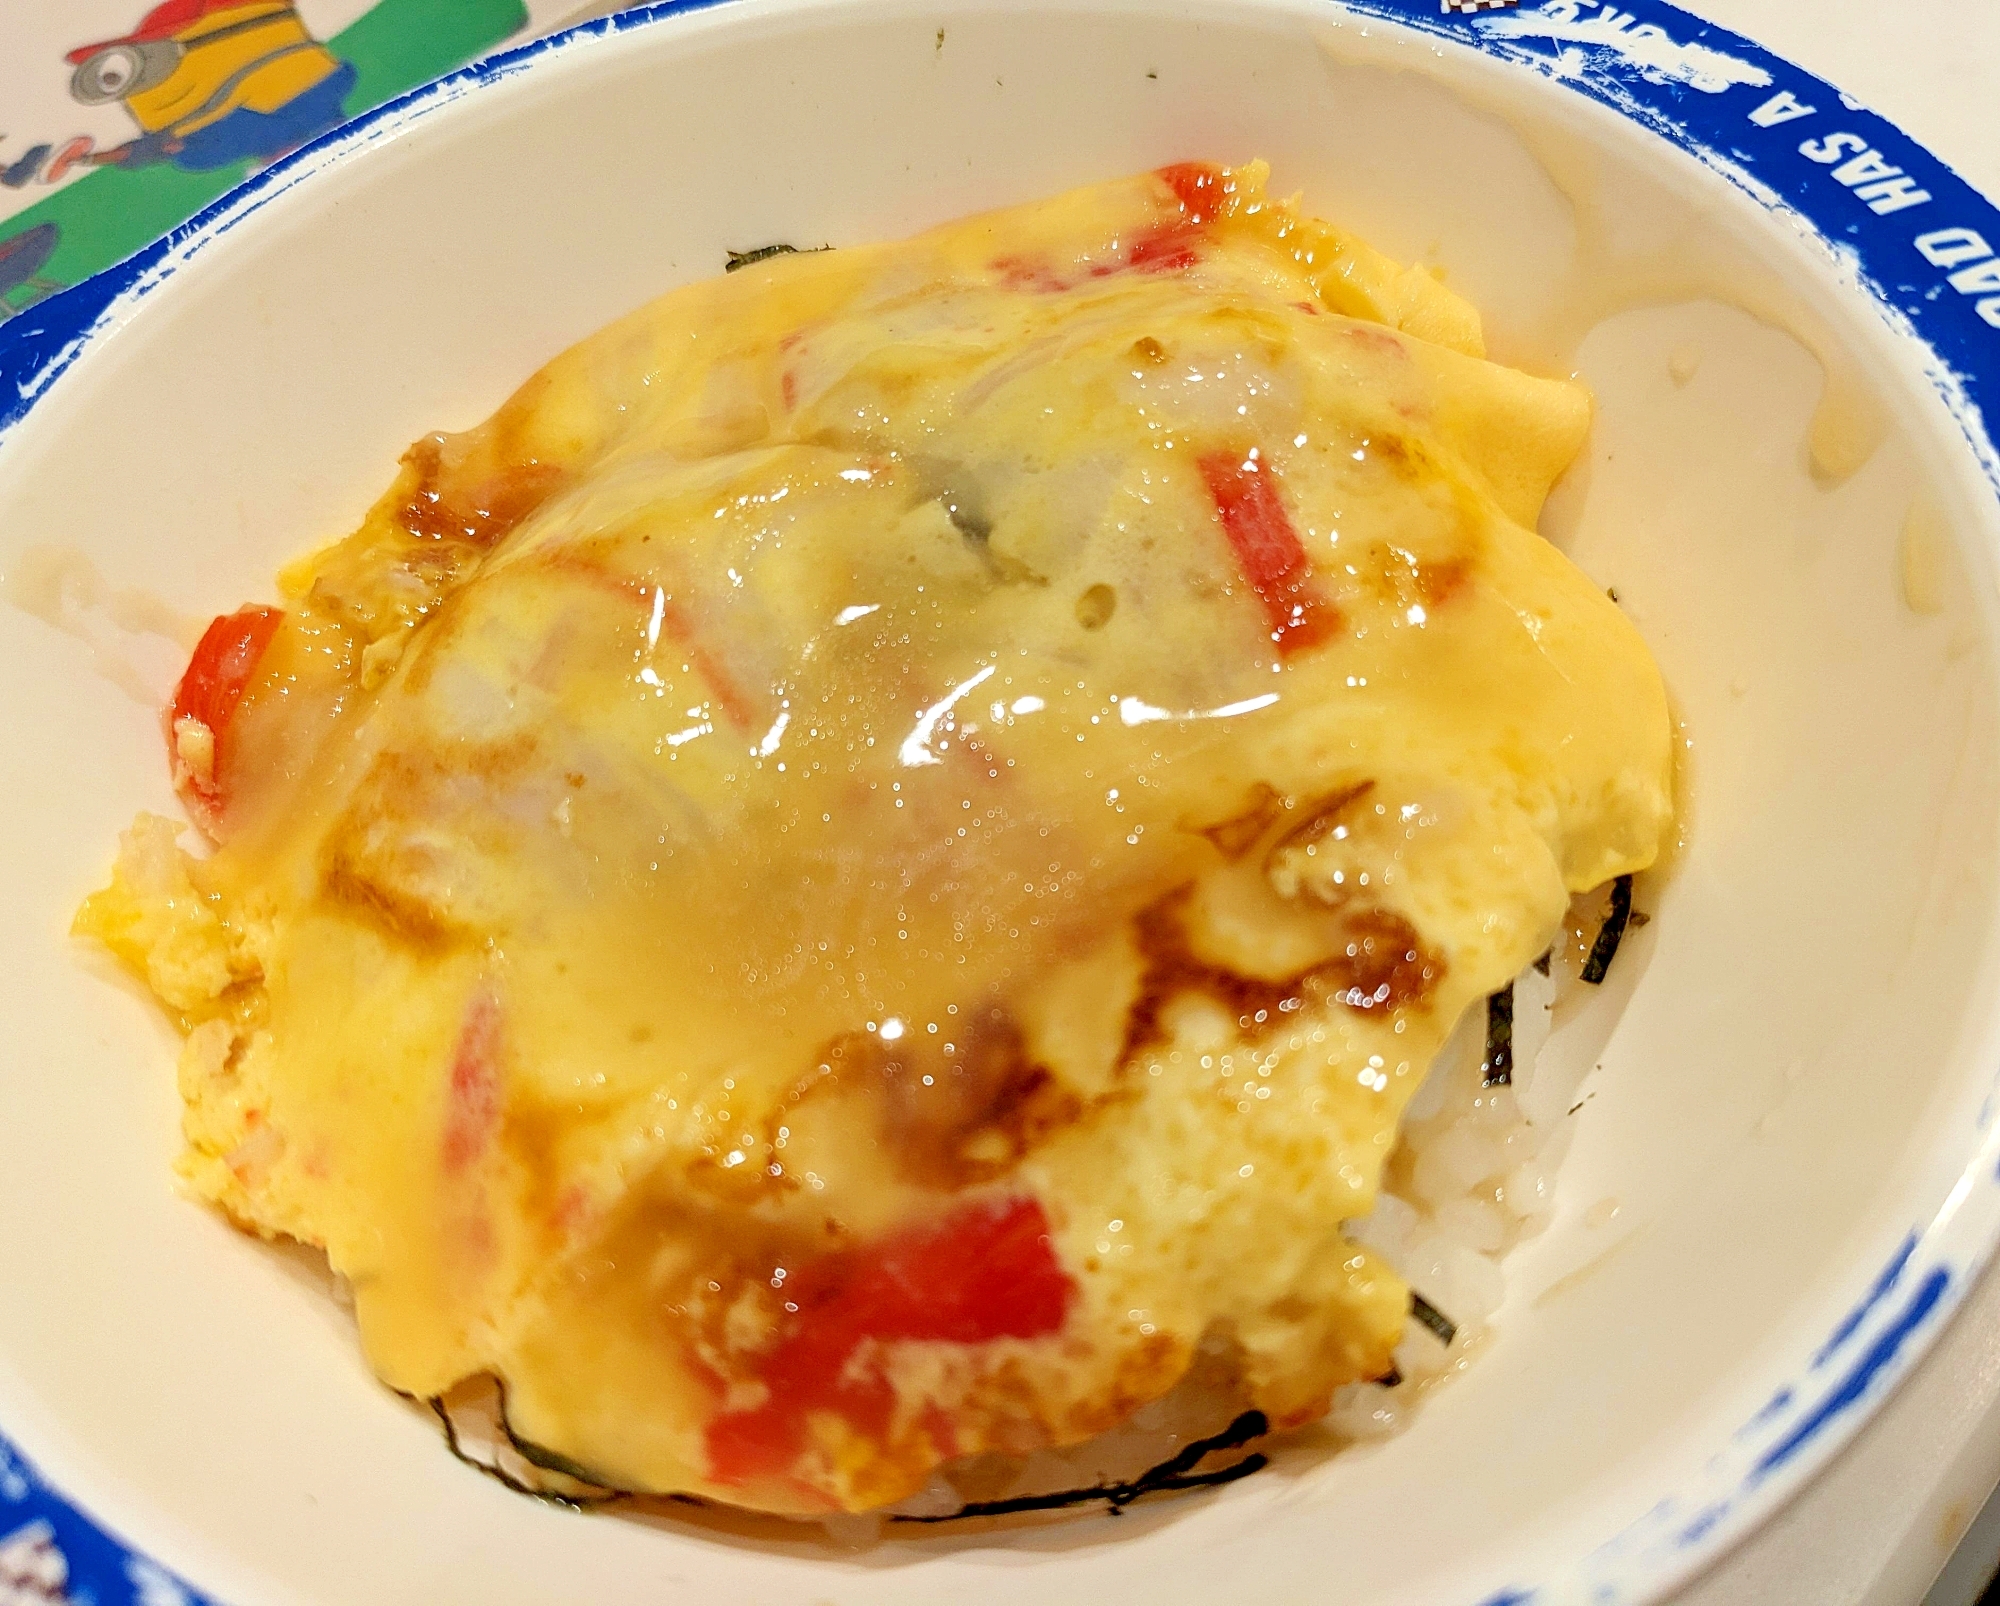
[3,2,1999,1602]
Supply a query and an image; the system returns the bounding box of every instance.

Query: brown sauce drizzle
[790,1017,1087,1192]
[396,433,563,549]
[1415,555,1470,607]
[1119,884,1442,1067]
[321,856,461,948]
[776,857,1442,1192]
[776,779,1447,1189]
[1184,782,1283,860]
[1262,779,1375,870]
[317,741,536,948]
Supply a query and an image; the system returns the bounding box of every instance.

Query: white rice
[1329,950,1578,1440]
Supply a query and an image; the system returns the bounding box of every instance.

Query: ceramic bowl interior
[2,2,1998,1603]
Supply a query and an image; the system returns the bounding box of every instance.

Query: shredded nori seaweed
[503,1426,613,1486]
[1481,984,1515,1087]
[1579,874,1634,985]
[429,1397,621,1510]
[724,242,833,271]
[1410,1291,1457,1347]
[893,1410,1271,1522]
[433,1380,1273,1523]
[493,1380,625,1487]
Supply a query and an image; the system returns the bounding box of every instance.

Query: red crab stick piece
[705,1194,1074,1489]
[999,162,1234,289]
[1126,161,1232,273]
[1197,449,1338,653]
[168,606,284,830]
[441,987,504,1174]
[1156,161,1228,224]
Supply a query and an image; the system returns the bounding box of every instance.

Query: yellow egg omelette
[78,160,1673,1516]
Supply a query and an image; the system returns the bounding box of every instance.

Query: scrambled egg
[78,162,1672,1515]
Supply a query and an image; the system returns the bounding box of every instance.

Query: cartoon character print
[68,0,358,173]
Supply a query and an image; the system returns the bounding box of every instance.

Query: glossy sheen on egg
[78,162,1673,1514]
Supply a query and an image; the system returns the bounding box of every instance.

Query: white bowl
[4,2,2000,1602]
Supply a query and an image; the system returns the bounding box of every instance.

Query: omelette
[78,162,1673,1516]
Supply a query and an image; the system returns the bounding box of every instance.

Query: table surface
[7,2,2000,1602]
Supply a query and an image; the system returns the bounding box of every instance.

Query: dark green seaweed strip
[724,242,833,271]
[893,1452,1270,1522]
[893,1410,1271,1523]
[503,1424,612,1486]
[1107,1453,1269,1512]
[493,1379,625,1488]
[1580,874,1635,986]
[429,1397,613,1511]
[436,1382,1272,1520]
[1410,1291,1457,1347]
[726,243,800,270]
[894,1454,1269,1522]
[1481,984,1515,1087]
[1140,1409,1269,1483]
